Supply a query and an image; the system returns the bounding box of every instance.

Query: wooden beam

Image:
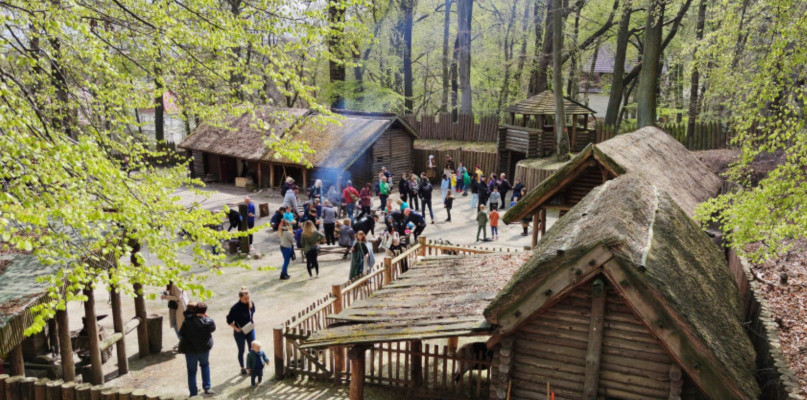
[302,167,308,192]
[109,285,128,375]
[411,340,423,387]
[669,363,683,399]
[9,344,24,376]
[539,207,547,237]
[582,278,606,399]
[273,327,284,380]
[531,213,540,248]
[496,245,612,332]
[47,319,59,355]
[269,163,275,187]
[55,309,75,382]
[447,337,459,355]
[383,257,393,286]
[130,240,150,358]
[257,162,263,189]
[82,288,104,385]
[348,345,367,400]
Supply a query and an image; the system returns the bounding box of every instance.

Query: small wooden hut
[504,126,723,247]
[498,91,596,177]
[179,108,418,190]
[484,174,760,400]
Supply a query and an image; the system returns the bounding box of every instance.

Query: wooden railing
[274,238,514,397]
[0,374,186,400]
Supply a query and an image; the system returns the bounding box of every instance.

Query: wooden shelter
[300,253,531,399]
[179,108,418,190]
[503,126,723,247]
[498,91,596,177]
[484,174,760,400]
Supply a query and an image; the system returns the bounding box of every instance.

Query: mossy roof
[504,90,596,115]
[414,139,498,153]
[486,174,760,398]
[300,253,531,348]
[503,126,723,224]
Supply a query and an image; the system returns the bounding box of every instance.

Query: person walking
[301,221,325,278]
[342,181,360,224]
[407,174,420,211]
[498,173,511,209]
[321,200,337,245]
[470,173,479,208]
[489,207,500,240]
[456,163,467,194]
[462,168,471,196]
[178,302,216,397]
[244,197,256,251]
[419,177,434,223]
[444,190,454,222]
[426,155,437,180]
[282,186,300,216]
[337,219,356,259]
[280,177,294,197]
[278,220,295,280]
[440,174,449,202]
[476,205,489,242]
[378,176,390,212]
[349,231,371,280]
[444,155,455,179]
[161,281,187,339]
[398,172,410,203]
[359,183,373,218]
[246,341,270,387]
[226,288,256,375]
[477,176,490,211]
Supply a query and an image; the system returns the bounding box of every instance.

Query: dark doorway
[219,156,237,184]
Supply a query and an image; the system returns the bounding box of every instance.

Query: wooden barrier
[594,120,734,150]
[402,113,500,142]
[0,376,188,400]
[413,149,499,180]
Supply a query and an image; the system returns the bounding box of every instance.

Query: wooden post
[74,383,92,400]
[238,203,249,254]
[109,285,128,376]
[19,377,35,400]
[417,236,426,256]
[582,278,606,399]
[273,327,284,380]
[217,157,223,182]
[47,319,59,355]
[257,162,263,189]
[539,207,547,236]
[531,213,540,248]
[269,163,275,188]
[61,382,76,400]
[383,257,393,286]
[45,379,63,399]
[56,309,75,382]
[5,376,23,400]
[669,364,683,400]
[9,344,24,376]
[302,168,308,192]
[33,378,47,400]
[571,115,577,150]
[348,345,367,400]
[331,284,345,382]
[411,340,423,387]
[82,288,104,385]
[447,337,459,355]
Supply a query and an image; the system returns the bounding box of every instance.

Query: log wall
[402,113,499,142]
[371,129,413,182]
[412,149,499,183]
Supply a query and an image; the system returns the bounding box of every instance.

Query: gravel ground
[64,183,546,398]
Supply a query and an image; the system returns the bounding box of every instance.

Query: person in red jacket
[359,183,373,220]
[341,181,360,224]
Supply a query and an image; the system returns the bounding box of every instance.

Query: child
[476,205,489,242]
[388,236,408,272]
[337,219,355,259]
[450,173,457,194]
[246,341,269,386]
[489,207,500,240]
[488,186,501,211]
[444,190,454,222]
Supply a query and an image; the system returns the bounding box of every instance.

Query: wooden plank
[56,310,75,382]
[582,278,606,399]
[82,288,104,385]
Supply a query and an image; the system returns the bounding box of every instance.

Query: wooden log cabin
[484,175,760,400]
[179,108,418,190]
[503,126,723,247]
[498,91,596,178]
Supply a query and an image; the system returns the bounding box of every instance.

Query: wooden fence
[403,113,499,142]
[413,149,499,181]
[275,238,517,398]
[0,374,190,400]
[595,121,733,150]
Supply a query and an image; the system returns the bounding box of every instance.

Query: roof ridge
[641,185,660,267]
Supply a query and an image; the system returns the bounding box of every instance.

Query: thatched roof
[486,174,760,399]
[503,126,722,224]
[414,139,498,153]
[300,253,531,348]
[179,108,418,169]
[504,90,596,115]
[0,253,60,355]
[178,107,310,161]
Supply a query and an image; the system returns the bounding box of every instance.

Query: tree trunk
[49,35,72,139]
[636,0,664,128]
[450,37,459,120]
[686,0,707,137]
[328,0,347,109]
[529,0,553,95]
[496,0,521,113]
[401,0,415,114]
[583,39,601,105]
[457,0,473,116]
[154,82,165,144]
[512,0,538,103]
[441,0,453,112]
[552,0,569,159]
[566,5,582,100]
[604,1,632,127]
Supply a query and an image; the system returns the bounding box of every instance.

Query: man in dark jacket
[498,173,511,209]
[269,207,286,231]
[227,208,241,232]
[404,208,427,240]
[386,210,406,236]
[511,179,524,203]
[398,173,409,203]
[179,302,216,397]
[477,176,490,211]
[418,174,434,223]
[353,213,378,236]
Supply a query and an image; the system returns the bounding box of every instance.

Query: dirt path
[66,184,548,398]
